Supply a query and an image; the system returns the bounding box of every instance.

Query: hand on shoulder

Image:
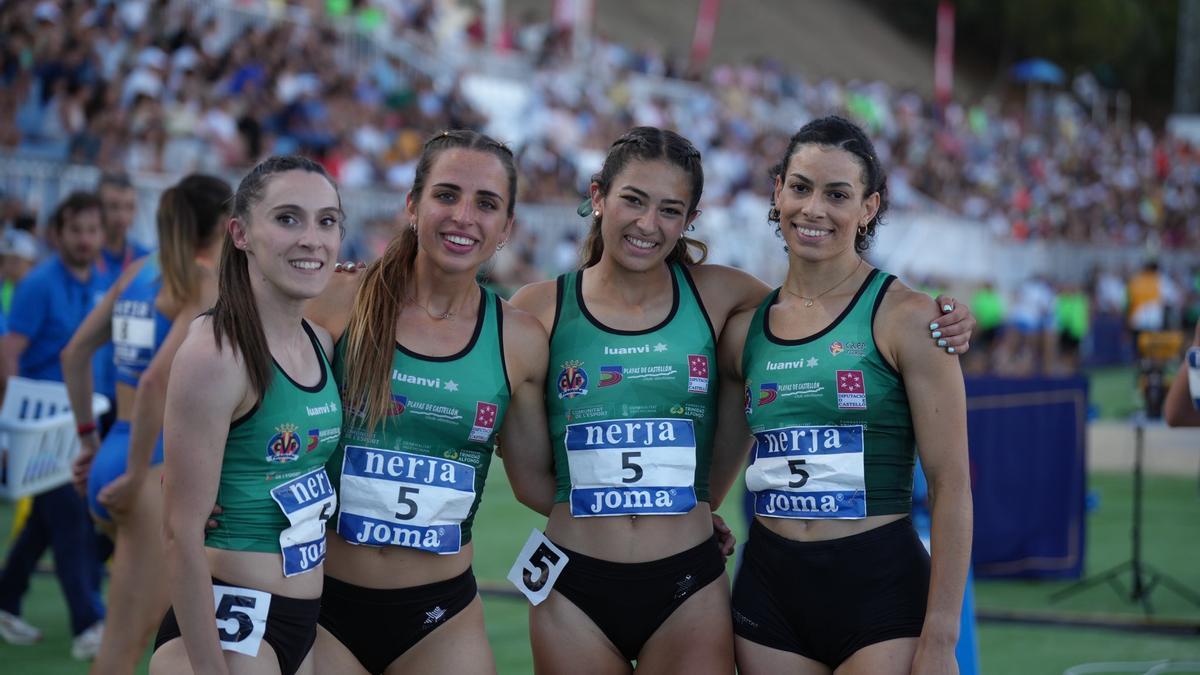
[876,281,955,372]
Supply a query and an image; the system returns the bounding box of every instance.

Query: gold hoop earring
[768,208,780,223]
[409,221,417,232]
[857,223,868,237]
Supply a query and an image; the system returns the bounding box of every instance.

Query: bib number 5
[396,486,419,520]
[507,529,569,606]
[621,452,643,483]
[211,585,271,657]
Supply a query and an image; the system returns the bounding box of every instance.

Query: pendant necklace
[783,258,863,308]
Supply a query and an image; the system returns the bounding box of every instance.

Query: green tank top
[205,321,343,578]
[328,287,509,554]
[741,269,915,519]
[546,263,718,517]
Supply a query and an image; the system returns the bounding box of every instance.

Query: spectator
[1054,281,1090,374]
[0,191,114,659]
[965,281,1005,374]
[0,228,41,316]
[96,172,148,273]
[1128,260,1166,345]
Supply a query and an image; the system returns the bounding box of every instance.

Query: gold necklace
[782,258,864,308]
[407,288,474,321]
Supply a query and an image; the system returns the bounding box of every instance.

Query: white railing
[3,154,1196,291]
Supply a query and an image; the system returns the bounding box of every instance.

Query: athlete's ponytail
[157,174,230,306]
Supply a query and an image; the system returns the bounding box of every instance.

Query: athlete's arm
[498,302,556,516]
[877,285,972,673]
[0,333,29,401]
[106,270,219,515]
[708,307,754,511]
[1165,321,1200,427]
[63,261,141,491]
[161,318,249,674]
[304,268,362,342]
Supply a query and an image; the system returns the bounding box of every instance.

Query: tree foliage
[865,0,1180,112]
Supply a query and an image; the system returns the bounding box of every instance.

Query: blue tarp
[966,375,1088,579]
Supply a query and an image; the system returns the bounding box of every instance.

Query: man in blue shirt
[0,191,116,659]
[97,172,150,274]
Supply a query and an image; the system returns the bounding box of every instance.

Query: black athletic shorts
[552,534,726,661]
[318,568,478,674]
[154,578,320,675]
[731,517,930,668]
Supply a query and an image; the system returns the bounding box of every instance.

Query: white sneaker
[71,620,104,660]
[0,609,42,645]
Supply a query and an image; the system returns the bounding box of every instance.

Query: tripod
[1051,414,1200,614]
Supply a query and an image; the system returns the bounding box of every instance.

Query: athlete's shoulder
[509,278,559,330]
[499,296,549,338]
[174,315,247,387]
[874,275,944,368]
[499,297,549,373]
[306,320,336,359]
[688,263,771,314]
[877,276,939,322]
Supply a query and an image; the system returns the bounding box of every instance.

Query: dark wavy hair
[768,115,889,254]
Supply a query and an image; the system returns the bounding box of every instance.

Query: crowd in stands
[3,0,1199,253]
[2,0,1199,378]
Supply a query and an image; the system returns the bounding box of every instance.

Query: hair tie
[576,198,593,218]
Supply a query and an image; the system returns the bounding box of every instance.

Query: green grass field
[3,465,1199,674]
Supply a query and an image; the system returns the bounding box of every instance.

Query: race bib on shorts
[336,445,475,554]
[745,424,866,519]
[269,467,337,577]
[507,528,569,606]
[565,418,697,517]
[1188,347,1200,410]
[212,584,271,657]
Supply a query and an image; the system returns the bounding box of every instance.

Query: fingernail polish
[947,346,956,354]
[932,330,942,338]
[929,322,939,331]
[942,304,954,313]
[937,339,947,347]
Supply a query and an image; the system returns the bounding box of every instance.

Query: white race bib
[745,424,866,519]
[112,314,156,350]
[269,467,336,577]
[212,584,271,657]
[564,418,697,517]
[336,445,475,554]
[506,529,569,606]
